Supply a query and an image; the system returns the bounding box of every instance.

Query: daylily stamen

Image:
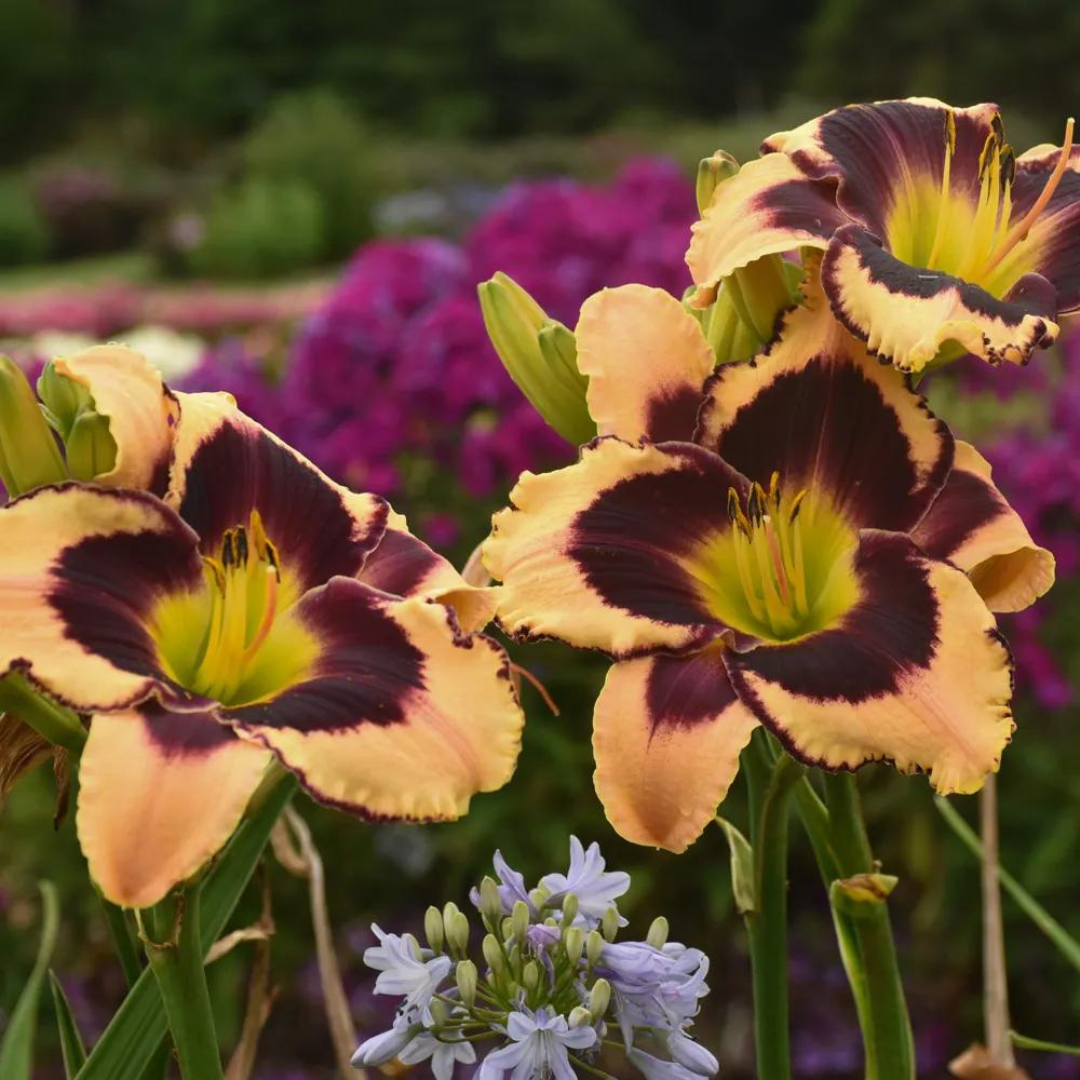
[725,482,811,636]
[241,563,280,665]
[926,110,957,269]
[982,116,1075,276]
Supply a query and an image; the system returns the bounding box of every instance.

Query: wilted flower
[353,836,717,1079]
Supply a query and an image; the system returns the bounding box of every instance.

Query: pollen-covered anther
[726,479,810,637]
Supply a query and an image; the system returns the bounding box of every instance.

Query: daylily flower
[484,273,1054,852]
[687,98,1080,373]
[0,377,523,907]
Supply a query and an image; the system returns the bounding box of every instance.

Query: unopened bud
[482,933,504,974]
[477,273,595,445]
[456,959,478,1006]
[0,357,67,496]
[696,150,739,214]
[563,926,584,966]
[430,998,448,1026]
[65,409,116,482]
[586,930,604,966]
[561,893,579,926]
[601,906,619,942]
[646,916,669,950]
[446,910,471,955]
[588,978,611,1021]
[479,876,503,927]
[443,900,461,925]
[511,899,531,943]
[424,906,444,953]
[568,1006,592,1028]
[404,932,423,961]
[37,360,92,440]
[522,960,540,991]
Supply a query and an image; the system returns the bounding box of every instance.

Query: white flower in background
[116,326,204,381]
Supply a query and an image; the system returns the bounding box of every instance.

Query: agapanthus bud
[696,150,739,214]
[563,926,584,966]
[568,1006,593,1028]
[522,959,541,991]
[65,410,117,482]
[588,978,611,1021]
[0,356,67,497]
[601,906,620,942]
[456,959,478,1006]
[561,893,579,926]
[446,910,471,955]
[479,875,503,926]
[477,273,595,445]
[482,933,504,975]
[424,905,445,953]
[586,930,604,966]
[646,916,669,950]
[511,899,531,943]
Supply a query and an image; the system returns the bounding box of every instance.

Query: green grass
[0,252,156,292]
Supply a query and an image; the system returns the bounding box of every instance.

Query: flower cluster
[353,837,717,1079]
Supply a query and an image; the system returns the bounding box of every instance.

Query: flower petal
[765,98,1002,247]
[168,391,388,597]
[575,285,715,441]
[686,153,847,306]
[696,274,953,532]
[0,484,201,712]
[53,344,179,495]
[822,224,1058,373]
[912,440,1054,613]
[484,438,744,657]
[724,530,1014,794]
[226,579,522,821]
[358,509,498,632]
[593,650,757,853]
[77,703,271,907]
[996,143,1080,312]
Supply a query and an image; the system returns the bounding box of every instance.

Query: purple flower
[398,1030,478,1079]
[477,1007,598,1080]
[540,835,630,925]
[364,925,451,1022]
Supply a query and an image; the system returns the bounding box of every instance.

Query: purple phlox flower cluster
[354,836,718,1079]
[978,328,1080,708]
[273,159,694,521]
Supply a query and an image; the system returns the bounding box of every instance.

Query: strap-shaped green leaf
[76,776,296,1080]
[0,881,60,1079]
[50,972,87,1077]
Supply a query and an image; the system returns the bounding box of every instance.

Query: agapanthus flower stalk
[353,837,717,1079]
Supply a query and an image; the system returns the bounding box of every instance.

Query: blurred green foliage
[187,177,326,279]
[0,177,48,267]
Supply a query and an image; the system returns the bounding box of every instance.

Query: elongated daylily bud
[478,273,596,445]
[730,255,801,346]
[0,357,67,496]
[696,150,739,214]
[37,360,92,440]
[65,410,118,482]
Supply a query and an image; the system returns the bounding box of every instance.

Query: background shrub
[0,175,48,267]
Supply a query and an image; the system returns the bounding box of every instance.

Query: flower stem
[820,772,914,1080]
[0,673,86,753]
[142,888,224,1080]
[980,775,1015,1065]
[743,734,802,1080]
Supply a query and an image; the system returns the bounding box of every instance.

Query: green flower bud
[522,960,540,991]
[424,905,445,953]
[601,906,619,942]
[456,959,478,1007]
[696,150,739,214]
[511,899,531,943]
[561,893,579,926]
[446,910,471,955]
[646,916,669,950]
[478,876,503,928]
[443,900,461,925]
[37,360,92,441]
[563,926,584,967]
[588,978,611,1021]
[586,930,604,966]
[404,932,423,961]
[482,933,504,975]
[0,357,67,497]
[567,1006,592,1028]
[65,410,117,482]
[430,998,449,1026]
[477,273,595,445]
[501,916,514,940]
